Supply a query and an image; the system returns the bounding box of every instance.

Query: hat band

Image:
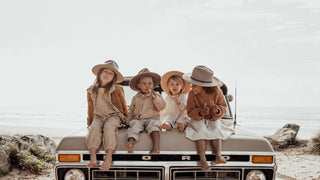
[191,76,212,83]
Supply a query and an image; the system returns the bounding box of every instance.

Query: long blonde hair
[92,68,117,96]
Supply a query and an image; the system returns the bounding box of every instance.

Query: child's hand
[149,89,157,99]
[212,105,221,114]
[201,103,210,116]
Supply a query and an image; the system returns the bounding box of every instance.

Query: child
[125,68,166,154]
[182,65,233,171]
[160,71,191,132]
[86,60,128,170]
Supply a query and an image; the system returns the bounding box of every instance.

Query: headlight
[64,169,86,180]
[246,170,266,180]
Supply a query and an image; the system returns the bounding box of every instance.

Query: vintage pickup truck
[54,77,277,180]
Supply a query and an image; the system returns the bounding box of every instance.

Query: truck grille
[171,167,241,180]
[91,167,164,180]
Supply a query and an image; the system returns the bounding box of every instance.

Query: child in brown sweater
[182,65,233,171]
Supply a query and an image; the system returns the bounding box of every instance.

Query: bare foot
[161,122,172,130]
[177,122,186,132]
[149,149,160,154]
[200,160,211,171]
[87,160,98,168]
[99,156,112,171]
[125,142,133,149]
[125,138,135,149]
[215,155,227,164]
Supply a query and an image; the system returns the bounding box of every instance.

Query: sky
[1,0,320,115]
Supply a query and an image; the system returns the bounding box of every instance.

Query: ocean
[0,106,319,140]
[236,106,320,140]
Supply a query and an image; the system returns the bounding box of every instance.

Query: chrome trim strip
[56,161,275,167]
[55,165,90,180]
[56,150,276,155]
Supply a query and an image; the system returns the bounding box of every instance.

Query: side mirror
[227,94,233,102]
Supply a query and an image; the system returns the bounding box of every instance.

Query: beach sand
[1,164,54,180]
[276,147,320,180]
[2,147,319,180]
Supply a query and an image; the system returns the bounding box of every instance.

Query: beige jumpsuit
[86,88,121,150]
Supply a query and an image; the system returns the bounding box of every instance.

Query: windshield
[122,86,233,119]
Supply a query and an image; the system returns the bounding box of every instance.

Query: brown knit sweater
[187,89,226,121]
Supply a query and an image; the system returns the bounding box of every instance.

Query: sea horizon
[0,105,319,140]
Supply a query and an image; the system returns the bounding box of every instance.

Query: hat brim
[129,72,161,91]
[92,64,124,83]
[161,71,191,94]
[182,73,220,87]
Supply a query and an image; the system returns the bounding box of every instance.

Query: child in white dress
[160,71,191,132]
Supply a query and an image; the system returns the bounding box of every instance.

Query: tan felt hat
[129,68,161,91]
[92,60,124,83]
[182,65,220,87]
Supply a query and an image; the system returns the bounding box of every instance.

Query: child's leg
[86,119,103,167]
[125,120,144,149]
[176,117,187,132]
[161,121,172,130]
[176,122,185,132]
[99,116,121,170]
[211,139,226,164]
[125,137,136,149]
[196,139,211,171]
[99,149,113,171]
[161,115,175,130]
[149,131,160,154]
[102,116,121,151]
[88,147,99,167]
[146,119,161,154]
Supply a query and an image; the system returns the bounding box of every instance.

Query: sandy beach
[276,147,320,180]
[1,146,319,180]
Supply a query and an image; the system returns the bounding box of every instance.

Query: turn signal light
[252,155,273,164]
[58,154,81,162]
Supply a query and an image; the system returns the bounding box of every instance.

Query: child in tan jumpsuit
[86,60,128,170]
[125,68,166,154]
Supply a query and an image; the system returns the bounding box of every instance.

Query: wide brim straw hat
[129,68,161,91]
[182,65,220,87]
[92,60,124,83]
[160,71,191,94]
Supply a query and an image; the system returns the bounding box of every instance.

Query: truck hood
[57,120,274,153]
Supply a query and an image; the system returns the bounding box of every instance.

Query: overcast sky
[1,0,320,114]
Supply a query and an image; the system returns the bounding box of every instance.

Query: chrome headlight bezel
[64,168,86,180]
[246,170,266,180]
